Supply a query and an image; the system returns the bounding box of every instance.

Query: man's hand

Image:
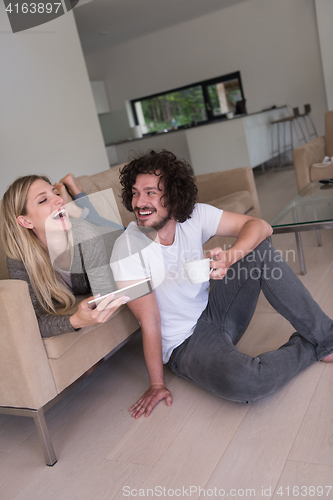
[130,384,172,419]
[205,247,234,280]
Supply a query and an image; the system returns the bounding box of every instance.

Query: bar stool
[270,107,307,166]
[298,104,318,141]
[291,107,308,146]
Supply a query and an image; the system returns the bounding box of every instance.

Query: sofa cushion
[43,305,126,359]
[43,326,90,359]
[45,306,140,394]
[209,190,253,214]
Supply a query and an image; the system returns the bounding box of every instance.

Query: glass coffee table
[269,181,333,274]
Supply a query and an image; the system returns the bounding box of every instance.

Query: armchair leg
[33,408,57,466]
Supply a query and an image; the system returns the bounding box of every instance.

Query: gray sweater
[7,218,123,338]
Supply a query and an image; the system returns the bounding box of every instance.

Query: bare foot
[54,182,84,218]
[322,352,333,363]
[54,182,73,204]
[59,173,83,197]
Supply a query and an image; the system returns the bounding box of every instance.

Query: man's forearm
[123,294,172,419]
[126,294,166,387]
[226,219,272,266]
[141,325,165,386]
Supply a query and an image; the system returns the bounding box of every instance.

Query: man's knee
[241,240,286,281]
[211,356,269,403]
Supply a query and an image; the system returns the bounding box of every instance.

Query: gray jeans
[168,240,333,403]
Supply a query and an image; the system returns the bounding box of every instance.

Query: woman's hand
[130,384,172,419]
[70,294,130,329]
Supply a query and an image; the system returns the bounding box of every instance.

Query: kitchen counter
[106,106,289,175]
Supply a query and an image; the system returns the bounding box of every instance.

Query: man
[111,149,333,419]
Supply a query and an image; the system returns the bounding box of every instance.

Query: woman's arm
[6,257,128,336]
[71,219,119,298]
[6,257,76,337]
[73,193,124,230]
[56,177,124,229]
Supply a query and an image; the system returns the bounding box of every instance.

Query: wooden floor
[1,166,333,500]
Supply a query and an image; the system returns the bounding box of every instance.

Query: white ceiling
[73,0,249,52]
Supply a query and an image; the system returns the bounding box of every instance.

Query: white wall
[0,5,109,197]
[114,130,191,166]
[185,119,251,175]
[85,0,328,147]
[315,0,333,110]
[90,81,111,113]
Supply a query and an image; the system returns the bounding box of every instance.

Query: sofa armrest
[196,167,261,218]
[292,137,325,193]
[0,280,57,409]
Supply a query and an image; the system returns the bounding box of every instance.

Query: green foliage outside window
[132,72,245,134]
[141,86,207,133]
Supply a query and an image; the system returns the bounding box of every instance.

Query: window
[131,71,245,135]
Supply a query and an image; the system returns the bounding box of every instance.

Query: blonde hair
[1,175,76,314]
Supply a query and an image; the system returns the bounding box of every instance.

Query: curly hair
[119,150,198,223]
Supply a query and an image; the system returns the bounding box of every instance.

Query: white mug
[183,258,212,284]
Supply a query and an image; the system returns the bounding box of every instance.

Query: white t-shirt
[110,203,222,362]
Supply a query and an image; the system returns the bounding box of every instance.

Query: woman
[1,175,129,337]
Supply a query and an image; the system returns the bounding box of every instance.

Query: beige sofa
[0,164,260,465]
[292,110,333,193]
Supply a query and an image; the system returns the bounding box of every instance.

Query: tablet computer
[87,277,152,309]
